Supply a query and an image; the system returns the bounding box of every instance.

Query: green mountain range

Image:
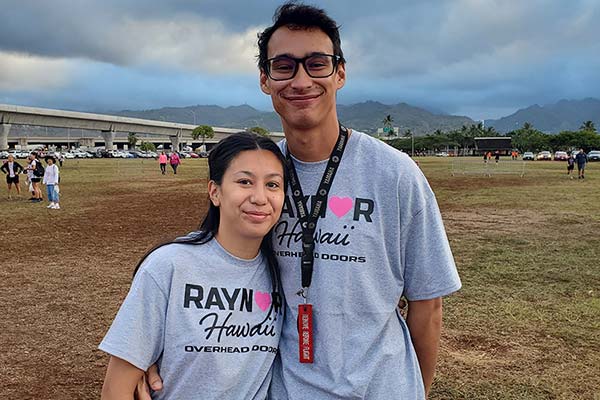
[112,101,475,136]
[485,98,600,133]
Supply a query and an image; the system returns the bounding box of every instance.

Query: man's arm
[101,356,145,400]
[406,297,443,398]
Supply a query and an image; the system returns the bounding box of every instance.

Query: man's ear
[260,70,271,95]
[208,180,220,206]
[336,63,346,90]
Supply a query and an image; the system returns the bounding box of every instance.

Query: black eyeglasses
[265,53,343,81]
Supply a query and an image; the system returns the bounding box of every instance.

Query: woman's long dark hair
[133,132,286,313]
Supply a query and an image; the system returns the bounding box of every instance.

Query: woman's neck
[214,232,261,260]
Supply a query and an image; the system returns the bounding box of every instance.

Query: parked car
[435,152,448,157]
[72,150,88,158]
[188,152,200,158]
[14,151,30,159]
[554,151,568,161]
[536,151,552,160]
[588,150,600,161]
[0,151,9,159]
[522,152,534,160]
[198,151,209,158]
[63,152,75,159]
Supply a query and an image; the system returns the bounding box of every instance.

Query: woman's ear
[208,180,220,206]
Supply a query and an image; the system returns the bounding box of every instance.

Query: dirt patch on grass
[1,158,599,399]
[0,162,208,399]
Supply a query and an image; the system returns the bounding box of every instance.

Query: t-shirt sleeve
[401,195,462,301]
[98,268,168,370]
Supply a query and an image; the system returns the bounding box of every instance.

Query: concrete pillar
[170,134,181,151]
[101,130,116,150]
[18,137,28,149]
[1,124,10,150]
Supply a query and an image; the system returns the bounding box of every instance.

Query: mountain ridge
[485,98,600,133]
[112,101,474,136]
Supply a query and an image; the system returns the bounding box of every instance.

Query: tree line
[385,120,599,154]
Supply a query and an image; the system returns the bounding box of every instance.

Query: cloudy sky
[1,0,599,120]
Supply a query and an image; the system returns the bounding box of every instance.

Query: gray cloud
[1,0,599,119]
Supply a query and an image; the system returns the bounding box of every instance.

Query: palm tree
[580,120,596,132]
[248,126,270,137]
[382,115,394,137]
[127,132,138,150]
[192,125,215,147]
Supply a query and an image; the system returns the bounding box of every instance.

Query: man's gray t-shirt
[99,238,283,400]
[269,131,461,399]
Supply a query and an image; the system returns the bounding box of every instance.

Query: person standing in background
[43,155,60,209]
[575,148,587,179]
[26,153,43,202]
[1,154,24,199]
[567,152,575,179]
[169,151,181,175]
[158,151,168,175]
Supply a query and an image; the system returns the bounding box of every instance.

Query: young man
[140,3,460,399]
[1,154,24,199]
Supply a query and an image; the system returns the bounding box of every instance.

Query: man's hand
[406,297,443,399]
[133,364,163,400]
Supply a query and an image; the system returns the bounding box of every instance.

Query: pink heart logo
[329,196,353,218]
[254,291,271,312]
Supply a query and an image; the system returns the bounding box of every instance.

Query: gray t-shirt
[99,238,283,400]
[269,131,461,399]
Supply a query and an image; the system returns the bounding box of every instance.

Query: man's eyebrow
[270,51,328,59]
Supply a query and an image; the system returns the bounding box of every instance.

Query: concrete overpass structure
[0,104,284,150]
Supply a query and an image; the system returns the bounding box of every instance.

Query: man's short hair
[257,2,344,72]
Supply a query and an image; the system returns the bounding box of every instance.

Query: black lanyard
[285,124,349,294]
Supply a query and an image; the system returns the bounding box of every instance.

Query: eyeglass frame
[263,53,345,81]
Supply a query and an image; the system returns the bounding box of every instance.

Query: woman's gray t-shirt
[99,238,283,400]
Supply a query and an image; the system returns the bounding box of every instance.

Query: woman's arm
[101,356,145,400]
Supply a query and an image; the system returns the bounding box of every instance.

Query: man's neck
[284,118,341,162]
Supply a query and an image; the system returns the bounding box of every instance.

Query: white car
[63,152,75,159]
[588,150,600,161]
[72,150,88,158]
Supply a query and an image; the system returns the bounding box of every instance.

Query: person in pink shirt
[169,151,181,174]
[158,152,168,175]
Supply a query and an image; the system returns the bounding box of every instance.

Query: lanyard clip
[296,287,308,304]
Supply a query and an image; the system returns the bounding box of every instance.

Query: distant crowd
[1,151,61,208]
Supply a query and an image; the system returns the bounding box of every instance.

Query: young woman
[43,155,60,209]
[1,154,24,199]
[158,151,168,175]
[100,132,286,400]
[169,151,181,174]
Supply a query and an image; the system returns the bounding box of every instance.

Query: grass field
[1,157,598,399]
